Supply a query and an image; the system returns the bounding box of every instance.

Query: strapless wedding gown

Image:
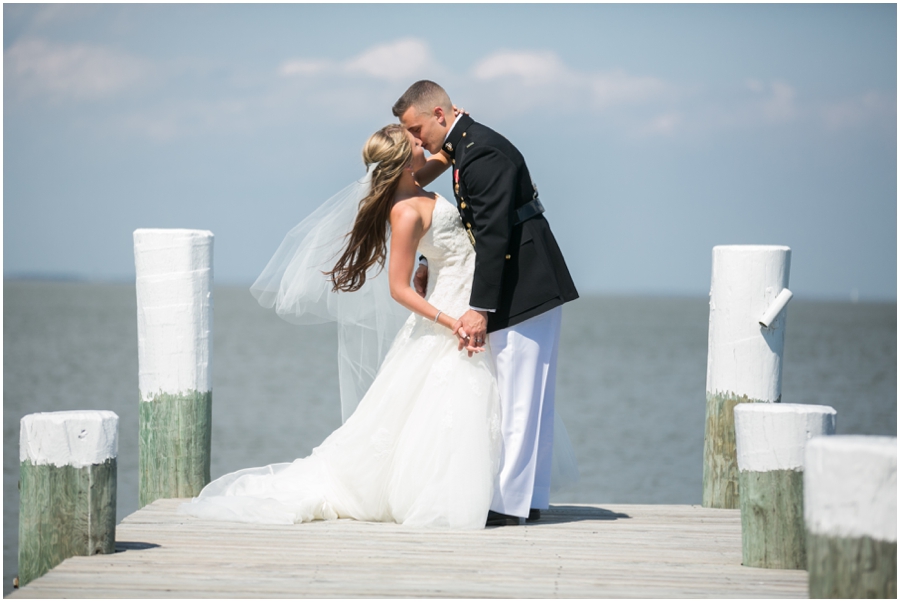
[179,196,502,529]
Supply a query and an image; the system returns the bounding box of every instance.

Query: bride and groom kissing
[179,80,579,529]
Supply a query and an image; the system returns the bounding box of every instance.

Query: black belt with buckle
[515,198,545,225]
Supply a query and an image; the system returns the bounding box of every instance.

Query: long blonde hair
[327,124,412,292]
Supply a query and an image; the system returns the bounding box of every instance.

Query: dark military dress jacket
[441,114,579,333]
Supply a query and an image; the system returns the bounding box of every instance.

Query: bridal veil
[250,164,409,421]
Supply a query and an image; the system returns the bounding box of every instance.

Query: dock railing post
[703,245,792,509]
[18,410,118,587]
[735,403,836,569]
[805,436,897,598]
[134,229,213,507]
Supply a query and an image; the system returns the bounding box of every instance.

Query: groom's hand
[414,264,428,297]
[454,309,488,356]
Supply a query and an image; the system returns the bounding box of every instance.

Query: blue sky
[4,3,896,300]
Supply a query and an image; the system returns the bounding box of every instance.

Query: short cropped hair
[392,80,452,118]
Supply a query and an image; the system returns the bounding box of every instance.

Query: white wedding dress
[179,196,502,529]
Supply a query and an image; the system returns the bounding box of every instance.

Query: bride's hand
[453,322,473,356]
[452,105,469,118]
[453,310,487,357]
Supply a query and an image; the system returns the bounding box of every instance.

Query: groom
[393,81,579,526]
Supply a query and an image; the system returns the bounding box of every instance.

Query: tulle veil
[251,163,409,421]
[250,163,580,491]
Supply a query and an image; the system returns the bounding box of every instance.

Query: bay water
[4,281,896,593]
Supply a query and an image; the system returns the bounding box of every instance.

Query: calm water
[4,281,896,593]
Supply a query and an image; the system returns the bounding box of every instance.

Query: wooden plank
[10,501,809,598]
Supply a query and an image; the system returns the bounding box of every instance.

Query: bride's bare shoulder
[389,198,424,231]
[391,193,436,223]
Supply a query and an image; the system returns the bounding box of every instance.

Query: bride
[179,124,503,529]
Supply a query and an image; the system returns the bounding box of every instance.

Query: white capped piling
[134,228,213,507]
[805,436,897,598]
[18,410,118,586]
[703,244,792,509]
[734,403,836,569]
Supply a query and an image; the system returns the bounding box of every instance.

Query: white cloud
[591,71,666,110]
[744,79,765,94]
[279,59,331,77]
[472,49,666,112]
[279,38,437,83]
[30,4,97,27]
[689,79,801,133]
[344,38,433,81]
[761,81,797,123]
[820,91,892,130]
[472,50,567,86]
[640,112,682,136]
[117,98,252,142]
[5,38,148,101]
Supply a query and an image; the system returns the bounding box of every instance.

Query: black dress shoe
[486,510,521,527]
[527,508,541,523]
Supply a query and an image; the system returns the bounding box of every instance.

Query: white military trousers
[488,305,562,518]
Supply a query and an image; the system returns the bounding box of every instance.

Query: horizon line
[4,273,896,304]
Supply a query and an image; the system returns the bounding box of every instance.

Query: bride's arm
[412,151,451,187]
[388,203,457,331]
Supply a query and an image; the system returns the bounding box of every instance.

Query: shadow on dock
[540,504,631,524]
[114,541,161,553]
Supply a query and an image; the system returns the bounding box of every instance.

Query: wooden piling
[805,436,896,598]
[734,403,835,569]
[134,229,214,507]
[18,411,118,587]
[703,245,792,509]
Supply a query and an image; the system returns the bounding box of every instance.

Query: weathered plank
[11,500,809,598]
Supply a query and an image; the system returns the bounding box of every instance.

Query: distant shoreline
[3,277,896,304]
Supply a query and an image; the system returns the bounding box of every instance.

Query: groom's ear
[433,106,447,125]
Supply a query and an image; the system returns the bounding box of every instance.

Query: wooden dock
[10,499,808,598]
